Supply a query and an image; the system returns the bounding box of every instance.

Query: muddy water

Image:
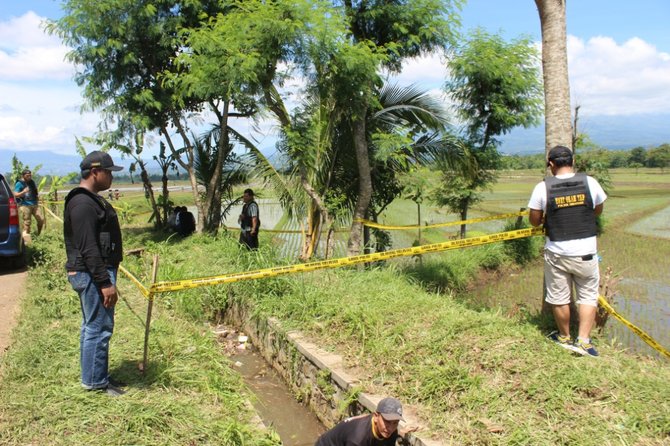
[604,278,670,358]
[230,345,326,445]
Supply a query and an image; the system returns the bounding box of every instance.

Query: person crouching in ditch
[314,397,416,445]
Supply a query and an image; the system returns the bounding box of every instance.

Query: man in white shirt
[528,145,607,357]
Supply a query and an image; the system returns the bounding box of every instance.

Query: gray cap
[376,397,404,421]
[80,151,124,172]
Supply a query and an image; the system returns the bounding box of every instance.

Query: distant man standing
[315,397,411,446]
[238,188,259,250]
[528,145,607,357]
[13,169,44,244]
[64,151,125,396]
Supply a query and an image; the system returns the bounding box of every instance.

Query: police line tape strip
[355,210,529,230]
[42,205,63,223]
[221,225,350,234]
[42,202,669,359]
[597,295,670,359]
[149,226,545,293]
[118,265,151,298]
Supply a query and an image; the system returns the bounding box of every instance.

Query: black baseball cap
[80,151,124,172]
[376,397,405,421]
[547,145,573,162]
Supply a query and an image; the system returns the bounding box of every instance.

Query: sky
[1,0,669,164]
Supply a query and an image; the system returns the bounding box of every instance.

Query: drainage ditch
[218,326,326,445]
[217,299,434,446]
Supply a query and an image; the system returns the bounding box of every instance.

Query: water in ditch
[217,327,327,445]
[604,278,670,359]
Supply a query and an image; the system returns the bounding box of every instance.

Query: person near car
[528,145,607,357]
[13,169,44,244]
[315,397,414,446]
[64,151,125,396]
[238,188,259,250]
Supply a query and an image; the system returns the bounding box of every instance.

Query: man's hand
[100,285,118,308]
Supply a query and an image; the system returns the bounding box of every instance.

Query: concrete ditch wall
[224,299,440,446]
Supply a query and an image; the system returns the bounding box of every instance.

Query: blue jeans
[67,269,116,389]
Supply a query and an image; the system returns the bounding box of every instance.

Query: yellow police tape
[597,296,670,359]
[118,265,151,298]
[149,226,545,293]
[42,206,63,223]
[355,210,529,230]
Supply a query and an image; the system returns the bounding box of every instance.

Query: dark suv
[0,172,26,268]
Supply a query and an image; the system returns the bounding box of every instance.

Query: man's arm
[594,203,604,217]
[251,216,259,235]
[529,209,544,227]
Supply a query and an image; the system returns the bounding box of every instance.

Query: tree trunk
[460,208,467,239]
[535,0,572,315]
[535,0,573,156]
[162,123,203,232]
[139,162,162,228]
[161,166,170,225]
[347,114,372,257]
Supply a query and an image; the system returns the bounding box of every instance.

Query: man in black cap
[315,397,411,445]
[528,145,607,357]
[64,151,126,396]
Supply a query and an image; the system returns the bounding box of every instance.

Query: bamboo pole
[141,255,159,374]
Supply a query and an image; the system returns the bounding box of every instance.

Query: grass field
[1,167,668,445]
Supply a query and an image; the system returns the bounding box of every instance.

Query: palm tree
[535,0,573,156]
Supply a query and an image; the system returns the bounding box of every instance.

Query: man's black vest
[544,173,597,241]
[64,187,123,267]
[241,201,259,230]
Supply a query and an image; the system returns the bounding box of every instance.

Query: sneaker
[548,331,579,353]
[108,377,127,388]
[90,384,126,397]
[573,339,599,357]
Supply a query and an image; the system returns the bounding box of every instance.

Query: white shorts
[544,250,599,307]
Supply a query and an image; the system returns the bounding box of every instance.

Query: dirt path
[0,268,27,355]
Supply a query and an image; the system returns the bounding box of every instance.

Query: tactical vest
[241,201,260,230]
[544,173,597,241]
[64,187,123,266]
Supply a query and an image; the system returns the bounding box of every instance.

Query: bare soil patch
[0,268,27,355]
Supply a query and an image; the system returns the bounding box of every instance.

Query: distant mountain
[499,113,670,154]
[0,150,155,177]
[2,113,669,174]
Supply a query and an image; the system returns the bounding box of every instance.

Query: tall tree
[535,0,573,156]
[339,0,463,256]
[441,29,543,237]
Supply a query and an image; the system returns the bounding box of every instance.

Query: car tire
[11,252,26,269]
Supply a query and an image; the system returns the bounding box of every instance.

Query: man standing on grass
[528,145,607,357]
[64,151,125,396]
[13,169,44,244]
[315,397,415,446]
[238,188,260,250]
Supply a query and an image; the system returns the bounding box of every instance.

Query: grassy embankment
[1,168,669,445]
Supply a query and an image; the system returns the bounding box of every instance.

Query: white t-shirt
[528,173,607,256]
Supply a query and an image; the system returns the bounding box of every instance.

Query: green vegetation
[2,167,669,445]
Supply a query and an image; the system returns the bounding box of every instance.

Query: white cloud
[0,11,73,81]
[568,35,670,116]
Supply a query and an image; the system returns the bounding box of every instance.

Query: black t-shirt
[315,415,398,446]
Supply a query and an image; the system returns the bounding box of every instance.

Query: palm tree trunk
[347,114,372,256]
[535,0,573,155]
